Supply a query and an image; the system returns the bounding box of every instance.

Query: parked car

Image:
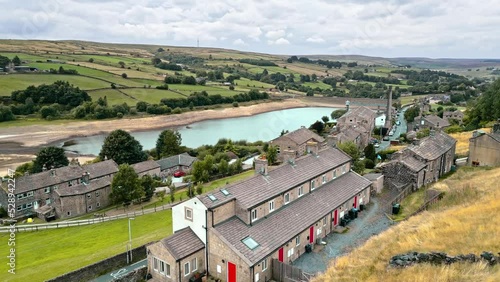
[383,136,390,141]
[374,143,380,148]
[173,170,186,178]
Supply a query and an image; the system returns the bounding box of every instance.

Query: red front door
[354,196,358,208]
[333,209,338,225]
[309,226,314,243]
[278,248,284,262]
[228,262,236,282]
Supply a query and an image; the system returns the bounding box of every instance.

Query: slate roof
[214,172,371,265]
[160,227,205,261]
[422,115,450,128]
[341,106,377,121]
[400,157,426,172]
[408,131,456,160]
[363,173,383,181]
[470,131,500,143]
[199,147,351,209]
[131,160,160,174]
[13,160,118,194]
[272,127,325,145]
[157,153,198,171]
[55,177,111,196]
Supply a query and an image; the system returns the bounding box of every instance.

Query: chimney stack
[282,150,296,165]
[254,155,268,175]
[385,86,393,128]
[82,172,90,184]
[306,141,319,156]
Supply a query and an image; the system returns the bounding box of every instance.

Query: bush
[364,159,375,169]
[232,102,239,107]
[172,107,182,114]
[117,112,123,119]
[121,73,127,78]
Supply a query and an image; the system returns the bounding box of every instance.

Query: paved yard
[291,197,393,274]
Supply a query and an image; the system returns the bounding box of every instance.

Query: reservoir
[62,107,338,155]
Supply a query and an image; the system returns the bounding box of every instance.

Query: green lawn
[0,117,76,129]
[234,78,274,89]
[0,74,111,95]
[390,188,426,221]
[400,94,428,106]
[87,89,139,106]
[121,88,186,104]
[303,81,333,90]
[0,210,172,282]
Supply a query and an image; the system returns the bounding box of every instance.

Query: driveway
[91,259,147,282]
[291,197,392,274]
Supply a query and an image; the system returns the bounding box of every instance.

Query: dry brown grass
[449,128,491,156]
[314,167,500,282]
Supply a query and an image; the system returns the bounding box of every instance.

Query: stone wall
[389,251,499,267]
[46,244,150,282]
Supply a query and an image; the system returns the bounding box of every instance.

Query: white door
[34,201,39,210]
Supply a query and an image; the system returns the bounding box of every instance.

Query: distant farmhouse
[443,110,464,124]
[0,160,119,221]
[148,144,373,282]
[468,122,500,167]
[381,131,456,190]
[418,115,450,130]
[157,153,198,176]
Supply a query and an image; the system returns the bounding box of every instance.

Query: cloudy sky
[1,0,499,58]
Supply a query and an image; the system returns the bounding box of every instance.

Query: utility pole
[127,218,135,264]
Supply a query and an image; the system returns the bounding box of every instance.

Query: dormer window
[251,209,258,222]
[310,180,316,190]
[284,193,290,204]
[44,187,51,194]
[322,174,326,184]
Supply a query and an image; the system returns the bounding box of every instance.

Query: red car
[173,170,186,178]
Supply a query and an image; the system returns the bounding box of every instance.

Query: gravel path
[291,196,394,274]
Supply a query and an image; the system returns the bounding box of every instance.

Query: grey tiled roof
[157,153,198,171]
[409,131,456,160]
[273,127,325,145]
[423,115,450,128]
[55,177,111,196]
[363,173,382,181]
[161,227,205,261]
[214,172,371,265]
[400,157,426,172]
[199,147,351,209]
[341,106,377,121]
[13,160,118,194]
[131,160,160,174]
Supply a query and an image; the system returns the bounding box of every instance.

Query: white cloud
[233,38,246,46]
[306,36,325,43]
[0,0,499,57]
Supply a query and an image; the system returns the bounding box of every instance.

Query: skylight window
[208,194,217,201]
[221,189,230,196]
[242,237,259,250]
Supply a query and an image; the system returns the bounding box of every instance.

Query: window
[184,262,190,276]
[269,200,275,213]
[95,191,100,197]
[27,203,32,208]
[333,170,337,179]
[45,187,51,194]
[284,193,290,204]
[310,180,316,190]
[88,205,92,211]
[287,248,294,258]
[17,205,22,211]
[67,211,71,216]
[255,273,260,282]
[208,194,217,201]
[153,257,159,271]
[46,198,51,205]
[221,189,230,196]
[262,258,268,271]
[322,174,326,184]
[296,236,300,246]
[96,202,100,208]
[251,209,258,222]
[191,258,197,272]
[276,147,281,154]
[87,193,91,199]
[342,164,346,174]
[162,261,171,277]
[323,217,327,226]
[17,195,23,200]
[298,186,304,197]
[242,237,259,250]
[27,191,34,197]
[185,207,193,221]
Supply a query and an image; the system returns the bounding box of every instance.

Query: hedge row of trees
[159,90,269,109]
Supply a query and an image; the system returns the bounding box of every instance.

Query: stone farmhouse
[268,126,326,162]
[443,110,464,124]
[381,131,456,190]
[147,144,373,282]
[157,153,198,175]
[0,160,119,220]
[418,115,450,130]
[131,160,161,177]
[328,106,377,149]
[468,122,500,167]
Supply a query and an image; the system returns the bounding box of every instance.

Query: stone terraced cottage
[147,144,373,282]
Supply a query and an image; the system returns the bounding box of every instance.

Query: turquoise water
[63,107,338,155]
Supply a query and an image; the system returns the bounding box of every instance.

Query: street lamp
[127,218,135,264]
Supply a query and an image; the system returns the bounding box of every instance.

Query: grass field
[120,88,186,104]
[400,94,428,106]
[390,187,426,221]
[0,209,172,282]
[0,73,111,95]
[302,81,333,90]
[314,167,500,282]
[449,128,491,156]
[87,89,139,106]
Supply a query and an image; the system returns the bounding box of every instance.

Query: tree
[110,164,143,204]
[88,58,94,63]
[99,129,147,165]
[321,115,329,123]
[156,130,182,159]
[157,47,165,52]
[218,159,229,176]
[136,101,148,112]
[118,61,125,68]
[141,174,156,201]
[331,109,347,120]
[404,106,420,122]
[0,55,10,68]
[266,145,278,165]
[0,105,15,122]
[338,141,364,174]
[364,144,376,162]
[309,120,325,134]
[12,56,21,66]
[182,76,197,85]
[196,183,204,195]
[15,162,33,177]
[32,147,69,173]
[121,73,128,78]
